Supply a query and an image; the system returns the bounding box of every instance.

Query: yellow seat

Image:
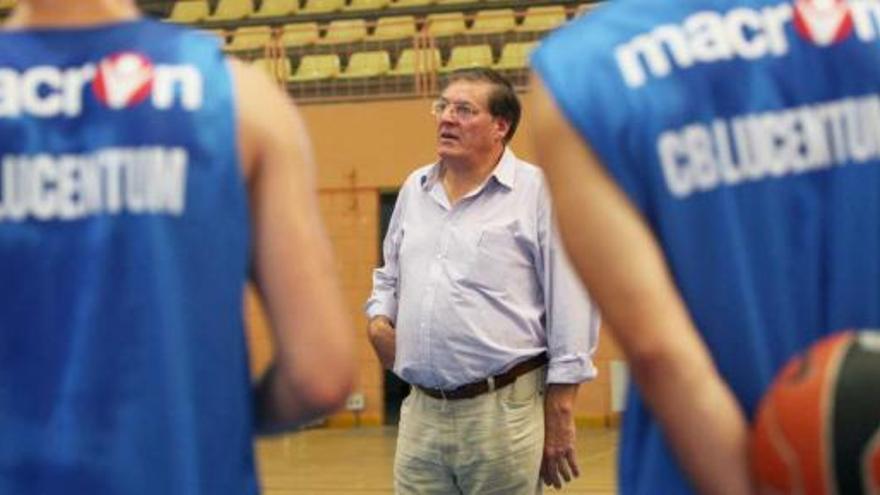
[290,54,341,82]
[518,6,567,32]
[345,0,390,11]
[205,0,253,21]
[0,0,16,8]
[470,9,516,34]
[390,48,441,75]
[253,56,293,81]
[281,23,320,47]
[424,12,466,37]
[371,15,416,40]
[301,0,345,15]
[227,26,273,52]
[250,0,298,18]
[339,51,392,79]
[167,0,210,23]
[442,44,493,72]
[321,19,368,44]
[493,41,538,70]
[435,0,479,4]
[390,0,433,7]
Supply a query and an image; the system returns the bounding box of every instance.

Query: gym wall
[246,95,624,427]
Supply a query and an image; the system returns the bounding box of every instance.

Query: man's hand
[367,316,396,370]
[541,384,580,490]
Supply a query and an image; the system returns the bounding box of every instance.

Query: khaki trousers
[394,367,545,495]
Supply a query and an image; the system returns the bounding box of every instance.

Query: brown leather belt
[417,353,548,401]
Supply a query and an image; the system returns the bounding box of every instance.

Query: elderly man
[366,67,600,495]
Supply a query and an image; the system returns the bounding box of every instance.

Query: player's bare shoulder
[227,57,311,184]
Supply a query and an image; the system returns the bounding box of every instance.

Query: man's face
[434,80,510,162]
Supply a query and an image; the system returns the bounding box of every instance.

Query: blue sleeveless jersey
[533,1,880,493]
[0,20,256,494]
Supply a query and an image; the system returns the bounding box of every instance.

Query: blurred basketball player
[0,1,354,493]
[530,0,880,493]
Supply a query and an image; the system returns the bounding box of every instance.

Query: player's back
[0,19,256,494]
[533,0,880,493]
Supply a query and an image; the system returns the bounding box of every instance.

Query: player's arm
[529,73,753,495]
[231,59,355,432]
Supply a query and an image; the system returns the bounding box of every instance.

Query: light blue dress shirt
[366,148,600,389]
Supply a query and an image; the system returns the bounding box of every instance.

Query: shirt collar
[492,147,517,190]
[420,147,518,191]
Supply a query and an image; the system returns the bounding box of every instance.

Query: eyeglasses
[430,99,481,121]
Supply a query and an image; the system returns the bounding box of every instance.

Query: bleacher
[0,0,601,102]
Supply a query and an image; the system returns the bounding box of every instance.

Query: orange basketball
[750,330,880,495]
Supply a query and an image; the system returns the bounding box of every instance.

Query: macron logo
[93,52,155,109]
[793,0,855,45]
[615,0,880,88]
[0,51,204,118]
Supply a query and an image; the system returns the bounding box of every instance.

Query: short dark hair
[443,67,521,143]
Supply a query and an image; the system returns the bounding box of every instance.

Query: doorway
[379,191,410,425]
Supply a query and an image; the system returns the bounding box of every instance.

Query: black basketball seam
[831,330,880,495]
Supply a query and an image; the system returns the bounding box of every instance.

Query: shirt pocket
[468,226,528,290]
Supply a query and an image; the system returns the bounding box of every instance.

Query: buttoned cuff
[546,353,597,384]
[365,298,397,323]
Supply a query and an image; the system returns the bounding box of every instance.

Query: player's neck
[4,0,140,29]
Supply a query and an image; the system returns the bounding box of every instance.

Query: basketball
[750,330,880,495]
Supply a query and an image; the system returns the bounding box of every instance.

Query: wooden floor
[257,426,618,494]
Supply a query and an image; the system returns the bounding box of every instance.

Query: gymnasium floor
[257,426,618,494]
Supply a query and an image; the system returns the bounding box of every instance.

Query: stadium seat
[301,0,345,15]
[345,0,391,11]
[435,0,479,4]
[390,48,441,75]
[321,19,368,44]
[470,9,516,34]
[252,56,293,81]
[370,15,416,40]
[493,41,537,70]
[424,12,466,37]
[205,0,253,21]
[290,54,342,81]
[339,51,392,78]
[517,6,567,32]
[250,0,298,18]
[442,44,493,72]
[0,0,16,8]
[167,0,210,23]
[281,22,320,47]
[227,26,273,52]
